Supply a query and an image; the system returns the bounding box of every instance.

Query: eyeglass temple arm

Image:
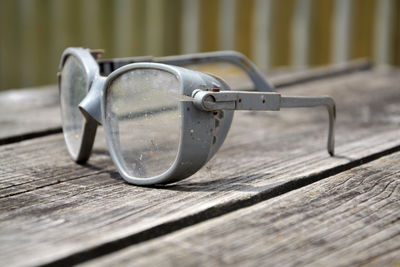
[192,90,336,156]
[158,51,274,92]
[96,51,274,92]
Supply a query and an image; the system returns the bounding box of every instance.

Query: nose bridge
[79,76,106,124]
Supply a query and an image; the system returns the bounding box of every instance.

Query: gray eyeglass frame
[59,47,335,185]
[59,47,275,161]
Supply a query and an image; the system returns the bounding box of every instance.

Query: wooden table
[0,62,399,266]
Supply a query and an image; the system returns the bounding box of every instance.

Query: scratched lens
[60,55,88,159]
[105,68,181,179]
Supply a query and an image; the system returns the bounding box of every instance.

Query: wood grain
[0,68,399,266]
[83,150,400,267]
[0,86,60,144]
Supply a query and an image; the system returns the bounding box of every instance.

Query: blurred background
[0,0,399,91]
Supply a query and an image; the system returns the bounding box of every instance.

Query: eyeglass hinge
[192,89,281,111]
[89,49,105,59]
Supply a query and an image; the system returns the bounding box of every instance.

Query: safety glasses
[58,47,335,185]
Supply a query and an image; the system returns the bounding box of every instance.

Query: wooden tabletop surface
[0,62,399,267]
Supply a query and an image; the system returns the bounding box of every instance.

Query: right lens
[60,55,88,159]
[104,68,182,180]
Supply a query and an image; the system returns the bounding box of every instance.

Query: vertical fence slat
[351,0,374,60]
[18,0,52,86]
[374,0,396,65]
[0,0,21,89]
[114,0,133,57]
[271,0,295,66]
[19,0,38,87]
[50,0,85,75]
[235,0,254,56]
[309,0,334,65]
[114,0,146,57]
[36,0,52,85]
[252,0,273,71]
[200,0,219,52]
[181,0,200,53]
[332,0,353,64]
[50,0,68,66]
[219,0,237,50]
[145,0,166,56]
[102,0,115,56]
[81,0,115,55]
[82,0,103,49]
[163,0,182,55]
[0,0,3,90]
[292,0,312,68]
[395,1,400,66]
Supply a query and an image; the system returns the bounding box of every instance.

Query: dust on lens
[105,68,182,179]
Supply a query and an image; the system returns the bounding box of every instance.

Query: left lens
[104,68,181,179]
[60,55,88,159]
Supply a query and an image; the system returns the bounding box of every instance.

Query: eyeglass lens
[105,69,182,179]
[60,56,89,158]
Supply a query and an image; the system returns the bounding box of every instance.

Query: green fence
[0,0,399,91]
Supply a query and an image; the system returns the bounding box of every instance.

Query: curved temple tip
[329,148,335,157]
[328,125,335,157]
[327,98,336,157]
[280,95,336,157]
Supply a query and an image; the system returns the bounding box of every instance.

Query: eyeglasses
[58,47,335,185]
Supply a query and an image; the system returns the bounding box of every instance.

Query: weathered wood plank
[0,68,399,266]
[0,85,60,144]
[83,150,400,267]
[0,61,371,144]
